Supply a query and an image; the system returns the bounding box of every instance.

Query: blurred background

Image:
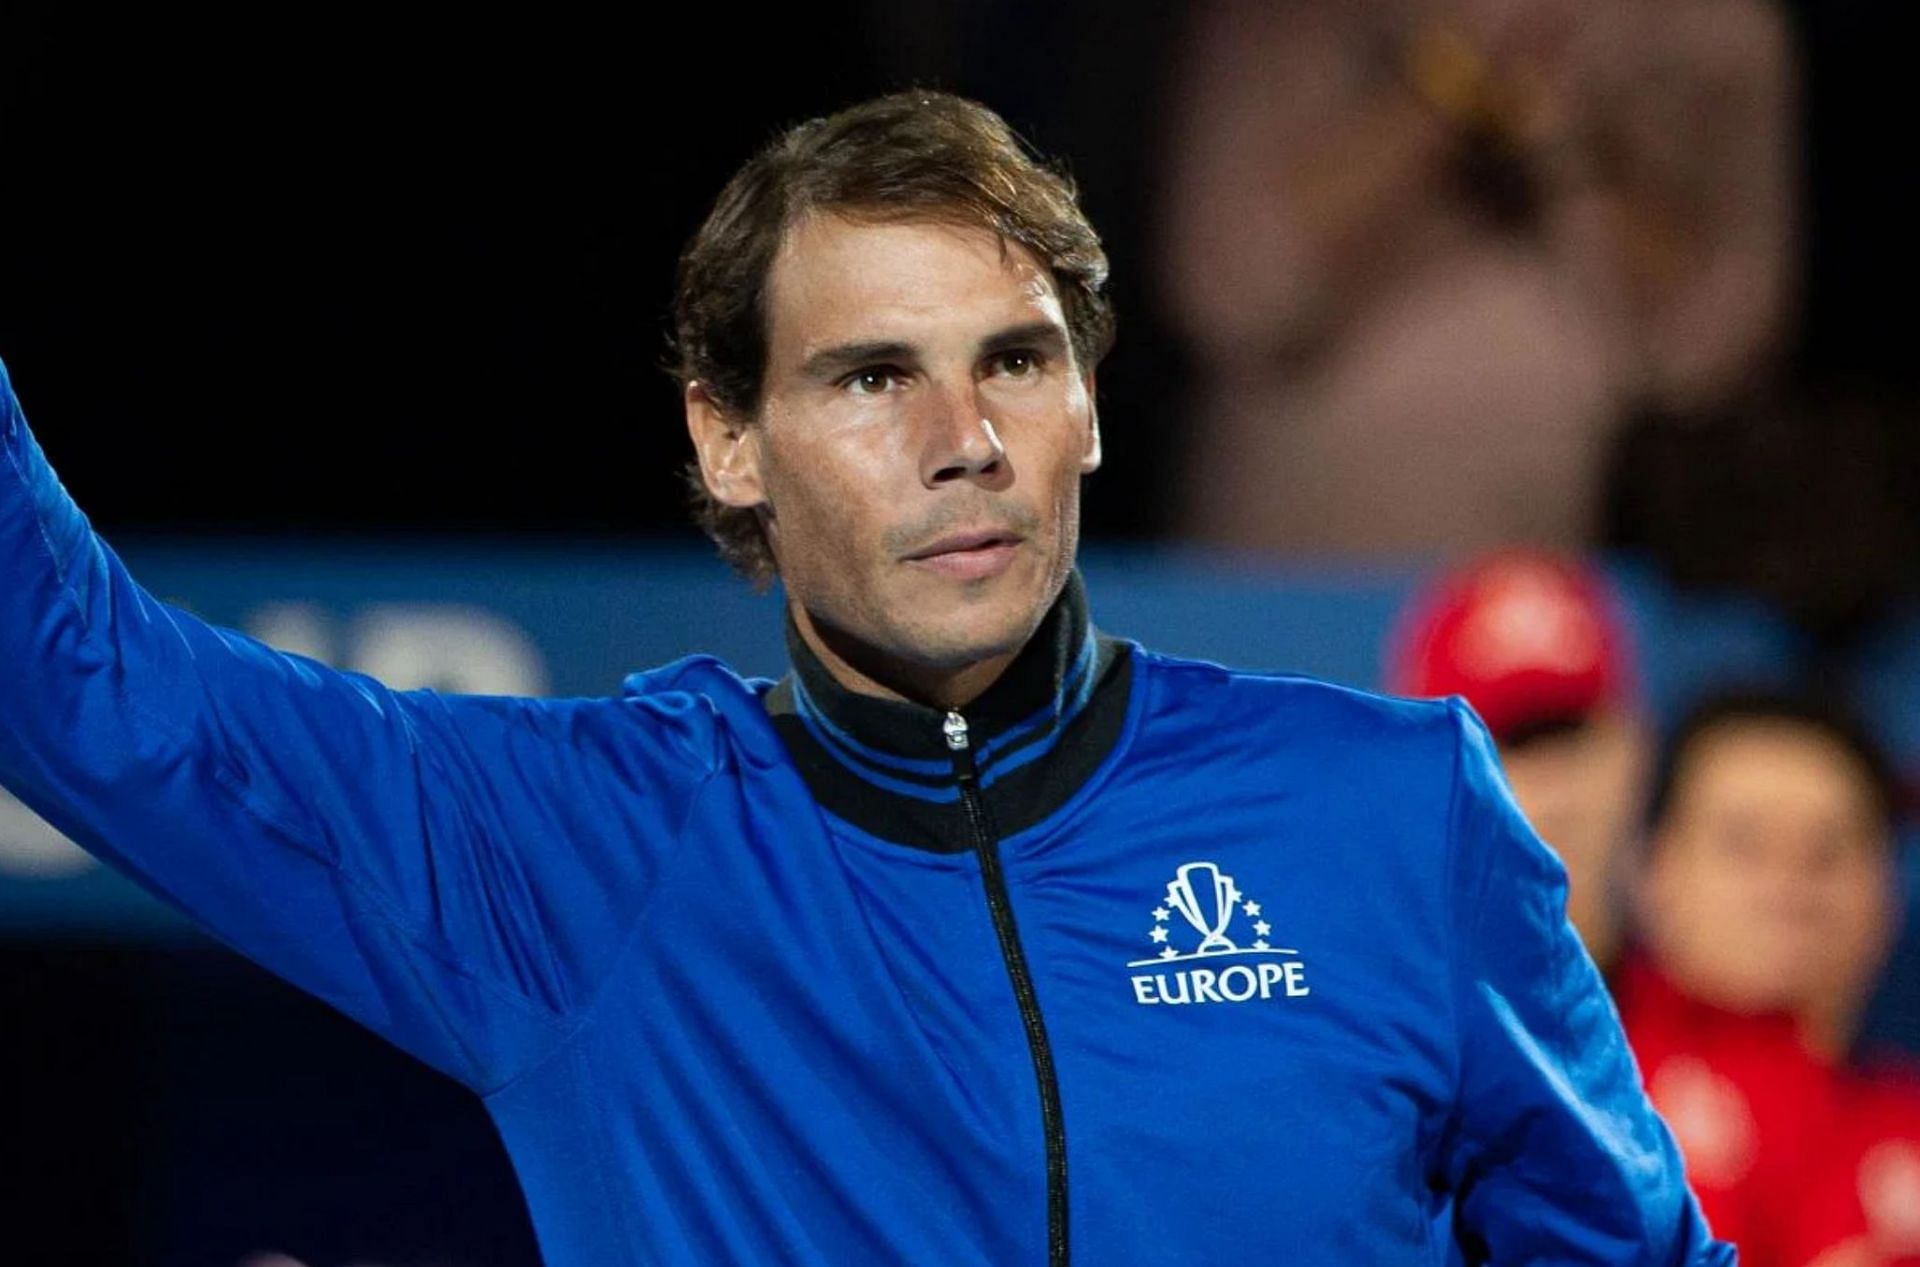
[3,2,1917,1263]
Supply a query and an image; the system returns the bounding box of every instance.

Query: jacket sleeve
[1437,698,1737,1265]
[0,359,717,1091]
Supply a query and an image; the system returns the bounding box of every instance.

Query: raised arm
[0,359,716,1090]
[1436,699,1735,1264]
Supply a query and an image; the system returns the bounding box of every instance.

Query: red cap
[1386,550,1636,741]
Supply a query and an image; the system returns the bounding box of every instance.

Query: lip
[903,530,1025,581]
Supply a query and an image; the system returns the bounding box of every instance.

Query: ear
[1079,368,1103,475]
[686,382,766,509]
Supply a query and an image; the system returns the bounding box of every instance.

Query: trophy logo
[1166,861,1239,955]
[1127,859,1298,970]
[1127,860,1310,1002]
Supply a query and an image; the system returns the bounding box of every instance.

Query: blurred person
[1623,689,1918,1263]
[1638,692,1901,1061]
[1158,0,1796,559]
[0,92,1730,1264]
[1387,549,1649,970]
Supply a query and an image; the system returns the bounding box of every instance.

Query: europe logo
[1128,861,1310,1006]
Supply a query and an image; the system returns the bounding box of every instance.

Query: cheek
[765,469,855,570]
[1653,850,1736,927]
[768,403,918,488]
[994,379,1090,449]
[1828,865,1894,926]
[759,426,902,562]
[1018,415,1093,525]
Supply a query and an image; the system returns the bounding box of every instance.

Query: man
[1,92,1727,1264]
[1387,549,1650,971]
[1624,689,1917,1263]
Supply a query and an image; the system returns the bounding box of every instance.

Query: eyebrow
[978,320,1069,361]
[798,340,918,383]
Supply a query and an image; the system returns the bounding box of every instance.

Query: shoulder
[1128,643,1461,754]
[394,654,780,780]
[615,653,786,769]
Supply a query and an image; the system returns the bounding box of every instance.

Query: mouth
[902,529,1026,581]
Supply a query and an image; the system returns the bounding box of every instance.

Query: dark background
[0,5,1194,547]
[1,5,1910,549]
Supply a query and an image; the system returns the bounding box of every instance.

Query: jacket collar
[765,572,1132,852]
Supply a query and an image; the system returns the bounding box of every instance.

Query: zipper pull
[943,709,979,783]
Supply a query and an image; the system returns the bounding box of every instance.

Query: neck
[763,571,1131,853]
[788,603,1025,712]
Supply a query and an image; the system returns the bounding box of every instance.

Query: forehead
[1677,722,1881,821]
[763,213,1066,358]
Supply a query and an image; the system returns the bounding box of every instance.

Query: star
[1159,946,1179,960]
[1149,926,1170,944]
[1254,920,1271,937]
[1253,939,1270,951]
[1242,900,1261,917]
[1152,906,1170,922]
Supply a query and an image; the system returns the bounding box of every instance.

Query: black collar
[765,573,1133,852]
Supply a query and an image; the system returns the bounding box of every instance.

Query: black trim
[765,573,1132,852]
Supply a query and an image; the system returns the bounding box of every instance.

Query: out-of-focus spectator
[1158,0,1796,560]
[1622,689,1920,1265]
[1638,692,1900,1061]
[1387,549,1648,969]
[1616,951,1832,1258]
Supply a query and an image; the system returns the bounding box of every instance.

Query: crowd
[1161,7,1920,1252]
[1390,552,1920,1265]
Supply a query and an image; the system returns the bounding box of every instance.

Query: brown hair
[671,90,1116,585]
[1646,687,1904,840]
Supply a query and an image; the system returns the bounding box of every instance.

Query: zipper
[944,709,1069,1267]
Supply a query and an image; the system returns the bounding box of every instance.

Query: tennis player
[0,91,1730,1265]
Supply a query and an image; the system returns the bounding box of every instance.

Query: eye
[991,349,1044,378]
[842,366,904,396]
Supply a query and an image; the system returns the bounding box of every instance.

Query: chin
[893,578,1049,667]
[891,607,1029,671]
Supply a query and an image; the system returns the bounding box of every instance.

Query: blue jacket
[0,358,1733,1265]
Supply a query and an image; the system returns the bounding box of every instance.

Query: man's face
[1640,721,1897,1030]
[691,213,1099,694]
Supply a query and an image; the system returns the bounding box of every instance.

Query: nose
[919,382,1009,489]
